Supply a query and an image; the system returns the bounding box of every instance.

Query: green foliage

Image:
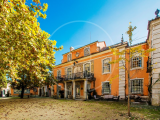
[0,73,7,88]
[0,0,63,83]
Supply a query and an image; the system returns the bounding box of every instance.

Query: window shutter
[102,82,104,94]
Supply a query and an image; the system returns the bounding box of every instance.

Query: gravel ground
[0,98,158,120]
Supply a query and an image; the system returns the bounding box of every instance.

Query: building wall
[53,42,150,99]
[148,18,160,106]
[10,88,38,96]
[62,42,98,63]
[125,44,149,96]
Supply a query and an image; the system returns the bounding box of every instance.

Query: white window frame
[58,85,61,91]
[102,57,111,74]
[83,62,91,72]
[66,67,72,79]
[102,81,111,94]
[67,53,72,62]
[57,70,61,78]
[130,78,144,94]
[130,53,143,70]
[84,47,90,56]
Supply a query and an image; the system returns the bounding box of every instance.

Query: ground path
[0,98,159,120]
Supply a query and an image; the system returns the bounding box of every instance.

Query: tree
[109,22,156,117]
[0,0,63,83]
[0,73,7,92]
[10,62,57,98]
[0,0,63,91]
[10,68,38,98]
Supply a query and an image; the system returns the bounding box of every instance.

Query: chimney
[70,46,74,51]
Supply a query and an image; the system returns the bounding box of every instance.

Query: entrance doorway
[75,84,80,98]
[39,89,41,96]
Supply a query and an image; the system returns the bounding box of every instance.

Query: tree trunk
[21,85,25,99]
[128,47,131,117]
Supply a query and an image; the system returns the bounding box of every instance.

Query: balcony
[55,71,95,82]
[147,57,152,73]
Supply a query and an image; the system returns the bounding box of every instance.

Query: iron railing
[55,71,94,81]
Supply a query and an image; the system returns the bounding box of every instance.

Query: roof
[55,41,128,67]
[62,41,98,55]
[55,39,147,67]
[130,41,147,47]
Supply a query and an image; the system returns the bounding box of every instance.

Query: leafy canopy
[0,0,63,82]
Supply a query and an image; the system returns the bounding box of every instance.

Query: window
[102,58,111,73]
[58,85,61,91]
[84,63,90,72]
[102,82,111,94]
[131,56,142,69]
[131,79,143,94]
[84,47,90,56]
[67,68,72,79]
[84,63,90,77]
[67,54,72,62]
[57,70,61,79]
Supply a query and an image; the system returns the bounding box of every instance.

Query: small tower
[121,34,124,44]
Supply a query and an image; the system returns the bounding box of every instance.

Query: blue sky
[37,0,160,65]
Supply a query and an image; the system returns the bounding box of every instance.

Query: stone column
[119,47,126,99]
[72,81,75,99]
[64,82,67,99]
[56,84,59,99]
[84,80,88,100]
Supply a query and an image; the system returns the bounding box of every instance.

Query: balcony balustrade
[55,71,94,82]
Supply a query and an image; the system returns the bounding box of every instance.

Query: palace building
[53,12,160,106]
[1,10,160,106]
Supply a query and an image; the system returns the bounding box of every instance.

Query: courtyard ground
[0,98,160,120]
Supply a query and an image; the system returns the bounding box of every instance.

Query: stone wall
[149,18,160,106]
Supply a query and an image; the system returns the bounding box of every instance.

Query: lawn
[0,98,160,120]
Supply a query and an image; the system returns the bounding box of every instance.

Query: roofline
[62,41,98,55]
[129,41,147,47]
[54,42,128,67]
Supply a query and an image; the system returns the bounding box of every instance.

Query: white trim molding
[101,81,111,95]
[67,53,72,62]
[130,78,144,94]
[57,70,61,77]
[102,57,112,74]
[130,53,144,71]
[84,47,90,56]
[83,62,91,72]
